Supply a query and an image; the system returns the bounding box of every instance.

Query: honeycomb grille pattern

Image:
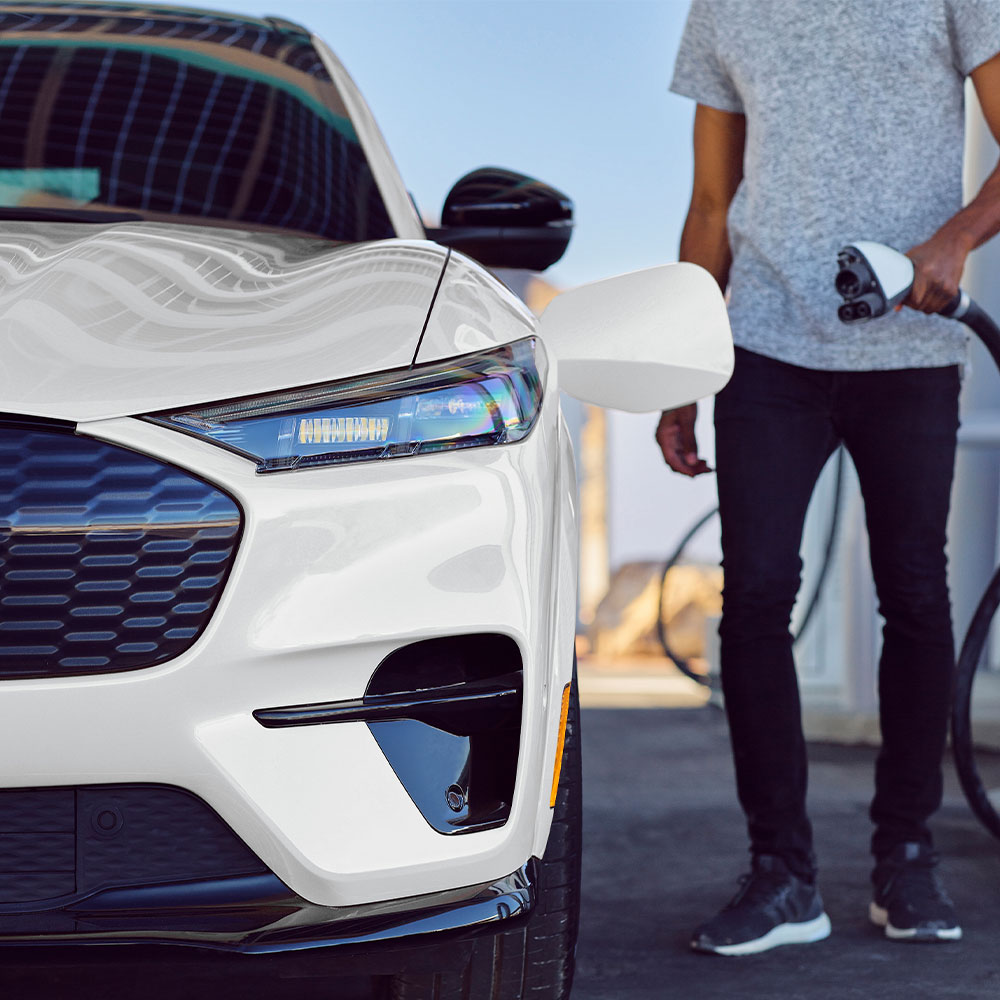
[0,785,268,904]
[0,426,241,678]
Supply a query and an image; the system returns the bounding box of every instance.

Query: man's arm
[656,103,745,475]
[905,52,1000,313]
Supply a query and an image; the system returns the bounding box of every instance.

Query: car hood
[0,222,450,422]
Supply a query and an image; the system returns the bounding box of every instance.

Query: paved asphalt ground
[575,707,1000,1000]
[4,704,1000,998]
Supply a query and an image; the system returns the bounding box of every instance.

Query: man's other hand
[903,232,972,314]
[655,404,712,476]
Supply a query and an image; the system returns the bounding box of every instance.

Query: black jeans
[714,347,961,880]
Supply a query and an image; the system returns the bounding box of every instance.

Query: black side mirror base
[428,224,571,272]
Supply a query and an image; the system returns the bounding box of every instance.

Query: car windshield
[0,4,396,242]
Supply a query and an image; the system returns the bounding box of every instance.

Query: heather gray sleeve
[947,0,1000,75]
[670,0,744,113]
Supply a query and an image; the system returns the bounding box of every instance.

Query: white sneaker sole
[700,912,832,956]
[869,901,962,941]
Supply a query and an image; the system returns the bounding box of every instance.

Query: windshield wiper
[0,207,144,224]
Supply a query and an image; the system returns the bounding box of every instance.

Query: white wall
[950,89,1000,648]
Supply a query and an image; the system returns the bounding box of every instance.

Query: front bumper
[0,386,578,909]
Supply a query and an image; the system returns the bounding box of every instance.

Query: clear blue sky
[209,0,696,289]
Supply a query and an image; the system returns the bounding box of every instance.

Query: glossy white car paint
[0,223,448,421]
[0,368,573,906]
[0,204,582,904]
[537,262,734,412]
[0,209,729,908]
[415,250,538,364]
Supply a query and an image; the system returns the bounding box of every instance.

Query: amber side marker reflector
[550,682,572,808]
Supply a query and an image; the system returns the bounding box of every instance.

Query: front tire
[387,662,582,1000]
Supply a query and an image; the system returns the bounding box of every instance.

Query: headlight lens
[148,338,545,473]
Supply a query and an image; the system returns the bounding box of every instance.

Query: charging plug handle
[834,242,1000,371]
[836,247,888,322]
[836,242,919,322]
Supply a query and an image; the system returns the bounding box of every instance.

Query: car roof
[1,1,308,33]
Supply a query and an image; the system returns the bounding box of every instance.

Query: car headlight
[148,338,545,473]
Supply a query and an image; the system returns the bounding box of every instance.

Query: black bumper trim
[252,675,521,730]
[0,862,535,955]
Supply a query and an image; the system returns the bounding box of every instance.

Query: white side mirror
[536,263,733,412]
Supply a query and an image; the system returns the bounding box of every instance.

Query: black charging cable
[943,297,1000,841]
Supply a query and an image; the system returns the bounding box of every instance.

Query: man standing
[658,0,1000,955]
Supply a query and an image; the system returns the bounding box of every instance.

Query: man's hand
[899,54,1000,316]
[903,232,972,314]
[658,104,741,479]
[655,404,712,477]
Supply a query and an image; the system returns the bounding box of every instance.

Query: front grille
[0,425,241,678]
[0,785,268,905]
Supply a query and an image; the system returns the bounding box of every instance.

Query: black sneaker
[870,842,961,942]
[691,855,832,956]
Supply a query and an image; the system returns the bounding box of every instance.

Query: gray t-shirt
[670,0,1000,371]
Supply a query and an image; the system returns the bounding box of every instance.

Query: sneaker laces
[726,867,790,911]
[881,857,953,908]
